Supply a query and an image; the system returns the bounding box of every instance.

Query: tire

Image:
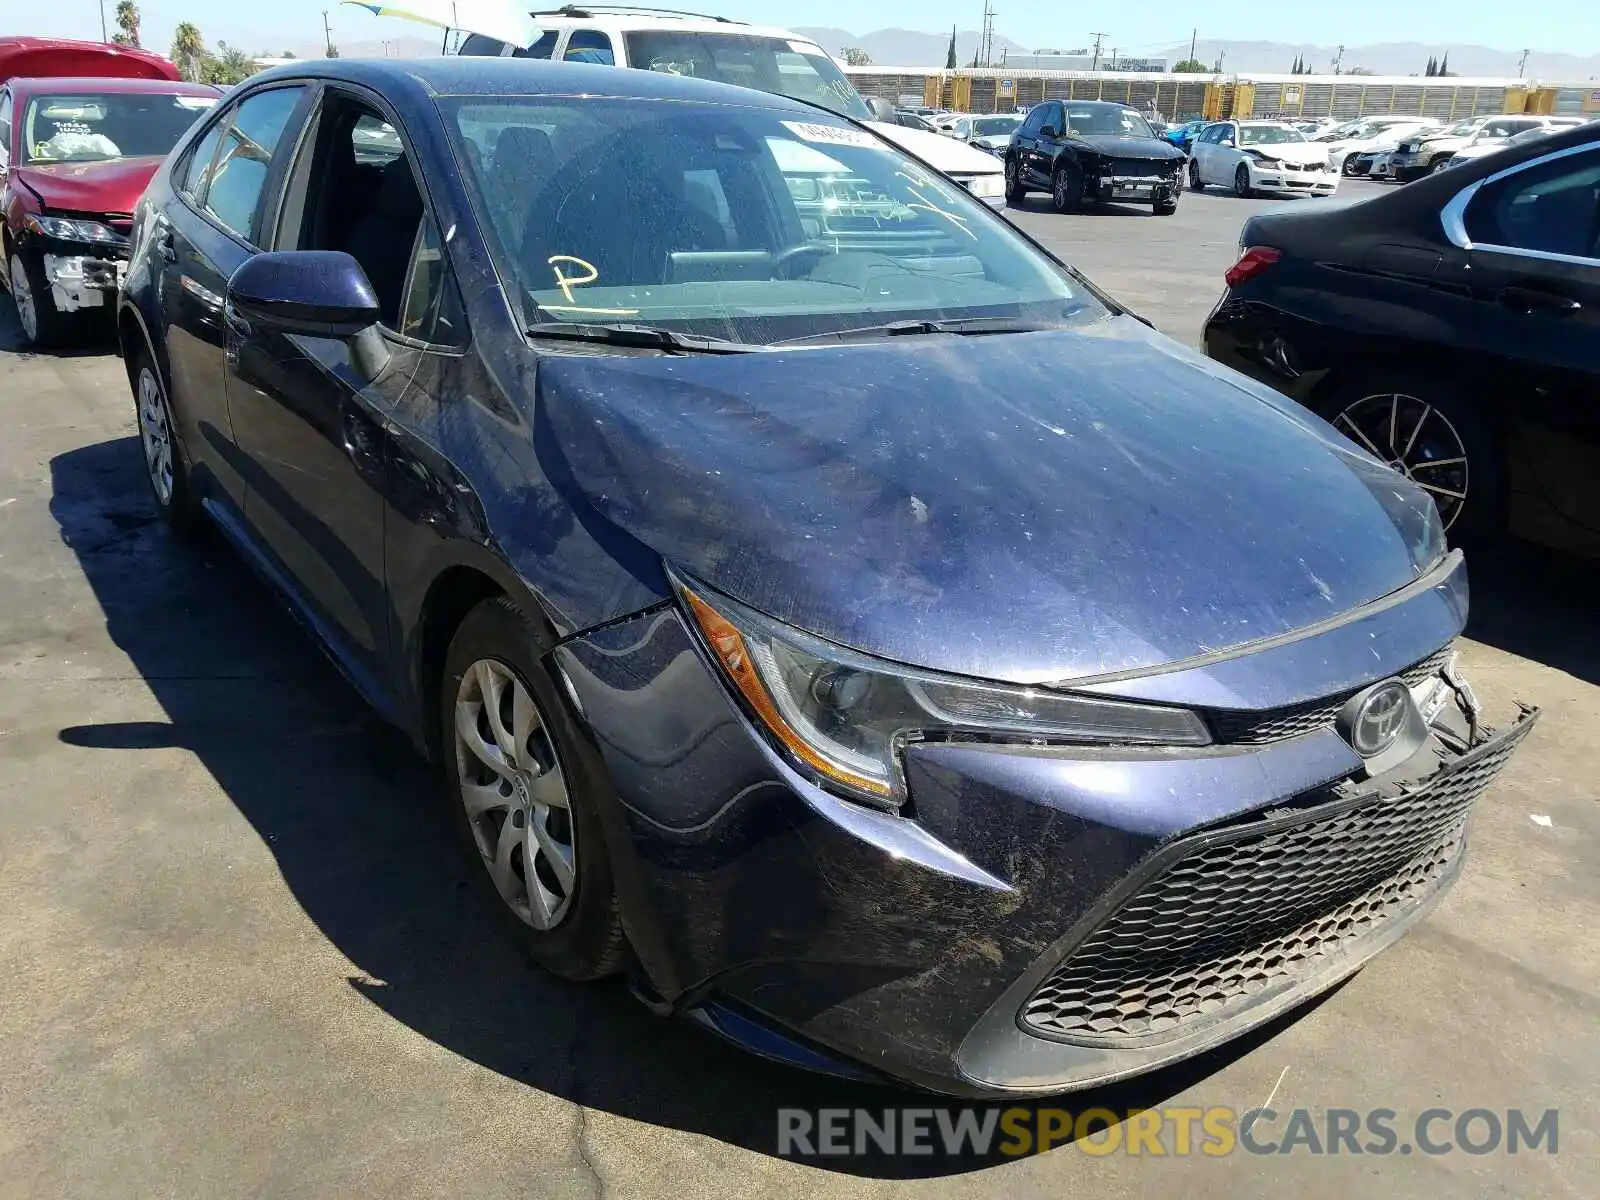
[130,347,201,535]
[1319,373,1505,543]
[1429,157,1452,175]
[8,249,74,348]
[1050,162,1083,213]
[1189,158,1205,191]
[1154,192,1179,216]
[1004,155,1027,203]
[1233,163,1254,199]
[441,596,627,982]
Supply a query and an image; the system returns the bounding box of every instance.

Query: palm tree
[171,22,205,82]
[110,1,141,48]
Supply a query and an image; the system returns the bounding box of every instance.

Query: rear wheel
[131,349,200,535]
[441,596,627,982]
[1189,159,1205,191]
[1321,374,1504,541]
[1233,163,1254,199]
[1051,162,1083,213]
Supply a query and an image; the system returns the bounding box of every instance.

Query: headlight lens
[677,576,1211,809]
[960,172,1006,199]
[25,214,126,245]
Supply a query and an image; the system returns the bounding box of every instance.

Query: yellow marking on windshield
[539,304,644,316]
[548,255,599,303]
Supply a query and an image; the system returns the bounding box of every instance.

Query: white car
[932,112,974,136]
[1188,120,1339,197]
[964,113,1024,154]
[445,13,1008,205]
[1315,116,1442,174]
[1391,114,1557,180]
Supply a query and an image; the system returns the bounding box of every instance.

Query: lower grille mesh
[1021,728,1521,1043]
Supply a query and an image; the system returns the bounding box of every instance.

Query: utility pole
[98,0,108,41]
[1518,48,1531,77]
[1332,44,1345,75]
[323,9,335,57]
[1090,31,1108,71]
[975,1,996,70]
[1189,27,1197,64]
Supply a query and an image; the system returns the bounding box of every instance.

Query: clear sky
[4,0,1595,58]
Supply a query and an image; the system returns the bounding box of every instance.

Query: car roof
[246,56,825,114]
[527,10,822,43]
[8,75,219,96]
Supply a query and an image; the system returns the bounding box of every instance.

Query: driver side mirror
[865,96,897,123]
[228,250,391,380]
[1041,124,1059,138]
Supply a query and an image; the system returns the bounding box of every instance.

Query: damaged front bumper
[1092,172,1181,203]
[41,252,127,313]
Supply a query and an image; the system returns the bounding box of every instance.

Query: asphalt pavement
[0,179,1595,1198]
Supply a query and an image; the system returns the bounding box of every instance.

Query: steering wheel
[772,241,835,279]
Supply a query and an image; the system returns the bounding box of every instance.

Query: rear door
[1456,141,1600,548]
[156,83,313,513]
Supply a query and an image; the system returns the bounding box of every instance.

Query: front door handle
[157,230,176,264]
[1498,284,1582,315]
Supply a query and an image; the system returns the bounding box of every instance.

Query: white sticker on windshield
[789,41,828,56]
[781,120,877,149]
[176,97,218,110]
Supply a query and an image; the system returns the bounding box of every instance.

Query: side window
[459,33,509,57]
[563,30,615,65]
[1465,148,1600,260]
[177,115,226,199]
[1019,106,1044,136]
[202,87,305,243]
[278,95,425,327]
[398,218,467,345]
[0,90,12,167]
[516,31,559,59]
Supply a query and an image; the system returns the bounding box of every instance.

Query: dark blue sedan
[117,57,1533,1097]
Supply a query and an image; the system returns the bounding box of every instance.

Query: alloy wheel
[136,366,176,506]
[454,658,576,931]
[9,254,38,343]
[1054,169,1071,209]
[1234,164,1251,198]
[1333,392,1470,530]
[1189,159,1202,189]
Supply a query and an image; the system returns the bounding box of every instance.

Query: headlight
[959,172,1005,199]
[24,214,126,246]
[676,576,1212,809]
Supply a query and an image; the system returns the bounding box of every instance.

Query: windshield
[22,91,216,164]
[1239,125,1307,146]
[973,116,1021,137]
[1062,104,1157,138]
[620,32,870,120]
[446,97,1106,346]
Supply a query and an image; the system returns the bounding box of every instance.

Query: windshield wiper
[525,322,759,354]
[772,316,1058,347]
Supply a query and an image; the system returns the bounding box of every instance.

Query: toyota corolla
[117,58,1533,1097]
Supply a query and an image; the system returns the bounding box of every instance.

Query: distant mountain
[794,27,1029,69]
[794,26,1600,78]
[286,36,441,60]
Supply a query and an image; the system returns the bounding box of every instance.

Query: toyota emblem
[1348,682,1412,757]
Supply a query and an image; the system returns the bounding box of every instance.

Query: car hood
[972,133,1013,150]
[868,122,1001,175]
[1245,141,1330,165]
[534,317,1438,685]
[14,157,163,214]
[1064,134,1185,162]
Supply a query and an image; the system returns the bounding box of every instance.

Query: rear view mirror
[229,251,379,336]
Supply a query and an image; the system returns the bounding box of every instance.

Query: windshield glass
[22,91,216,164]
[1239,124,1307,146]
[446,96,1106,345]
[621,32,870,120]
[1062,104,1156,138]
[973,116,1020,137]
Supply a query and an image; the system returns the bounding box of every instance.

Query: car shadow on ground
[0,296,118,356]
[44,435,1370,1177]
[1464,540,1600,686]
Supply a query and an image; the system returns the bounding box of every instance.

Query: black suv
[1005,100,1186,215]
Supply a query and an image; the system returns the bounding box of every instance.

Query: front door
[1460,141,1600,551]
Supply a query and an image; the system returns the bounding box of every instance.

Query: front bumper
[555,567,1526,1096]
[1246,162,1339,195]
[41,253,126,312]
[1090,172,1181,203]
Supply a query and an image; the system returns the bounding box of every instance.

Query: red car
[2,73,219,346]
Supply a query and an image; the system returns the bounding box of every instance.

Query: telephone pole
[1189,27,1198,63]
[1332,44,1345,75]
[1090,31,1109,71]
[323,9,335,57]
[98,0,108,41]
[977,1,996,69]
[1518,48,1531,77]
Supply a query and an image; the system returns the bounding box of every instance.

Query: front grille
[1109,158,1173,179]
[1209,645,1454,745]
[1021,723,1525,1044]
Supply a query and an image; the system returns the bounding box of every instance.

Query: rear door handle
[1498,284,1582,315]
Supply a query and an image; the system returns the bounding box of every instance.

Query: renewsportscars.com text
[776,1106,1559,1159]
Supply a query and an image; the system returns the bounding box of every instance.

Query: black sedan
[1005,99,1187,214]
[1206,123,1600,554]
[117,57,1530,1096]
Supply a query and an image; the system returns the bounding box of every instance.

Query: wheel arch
[414,564,512,762]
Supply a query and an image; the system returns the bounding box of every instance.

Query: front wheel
[1233,163,1254,199]
[1004,156,1028,203]
[1189,159,1206,191]
[8,250,73,348]
[1051,162,1083,213]
[441,596,627,982]
[1429,157,1452,175]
